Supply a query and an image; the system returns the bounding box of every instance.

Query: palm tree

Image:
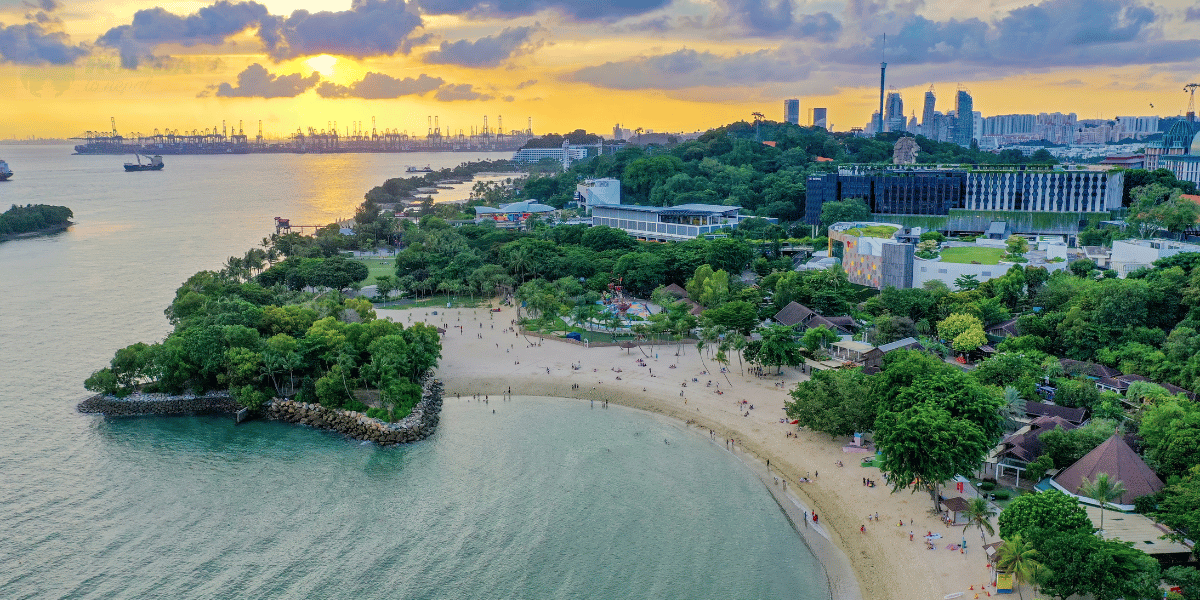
[1079,473,1127,538]
[966,496,997,544]
[1001,386,1025,431]
[995,534,1043,600]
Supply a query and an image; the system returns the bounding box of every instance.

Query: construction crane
[1185,83,1199,120]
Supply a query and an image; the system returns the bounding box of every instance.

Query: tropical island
[1,203,73,240]
[81,119,1200,600]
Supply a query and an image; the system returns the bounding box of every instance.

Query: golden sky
[2,0,1200,139]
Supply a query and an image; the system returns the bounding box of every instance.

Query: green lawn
[350,256,396,284]
[845,225,898,238]
[939,246,1006,265]
[373,295,489,309]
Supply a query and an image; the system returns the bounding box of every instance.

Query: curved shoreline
[391,303,999,600]
[441,378,862,600]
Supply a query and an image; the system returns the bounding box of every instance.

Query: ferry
[124,154,164,171]
[0,159,11,181]
[406,165,433,173]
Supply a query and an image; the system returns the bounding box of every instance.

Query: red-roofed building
[1051,433,1165,509]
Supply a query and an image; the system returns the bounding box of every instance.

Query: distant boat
[406,165,433,173]
[0,159,11,181]
[124,154,164,172]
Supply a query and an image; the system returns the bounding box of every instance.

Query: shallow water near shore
[0,146,828,599]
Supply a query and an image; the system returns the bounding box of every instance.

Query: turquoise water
[0,145,828,599]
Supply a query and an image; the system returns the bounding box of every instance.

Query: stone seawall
[76,392,240,416]
[75,378,444,446]
[261,379,443,446]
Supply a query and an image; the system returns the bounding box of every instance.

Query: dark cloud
[260,0,424,60]
[620,16,674,32]
[315,72,444,98]
[829,0,1200,69]
[1188,7,1200,21]
[723,0,842,41]
[97,1,271,68]
[0,22,87,65]
[516,79,537,89]
[204,62,319,97]
[423,25,543,67]
[434,83,493,101]
[415,0,671,22]
[568,46,812,90]
[97,0,425,68]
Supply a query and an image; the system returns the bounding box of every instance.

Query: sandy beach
[379,303,1003,600]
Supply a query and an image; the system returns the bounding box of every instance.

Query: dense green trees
[997,489,1092,541]
[86,239,442,419]
[0,204,73,236]
[1140,399,1200,480]
[1154,466,1200,559]
[785,368,874,437]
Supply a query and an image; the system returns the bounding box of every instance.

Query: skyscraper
[885,91,905,133]
[954,88,974,146]
[921,88,936,137]
[784,99,800,125]
[812,107,828,129]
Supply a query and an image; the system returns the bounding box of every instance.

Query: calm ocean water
[0,145,828,599]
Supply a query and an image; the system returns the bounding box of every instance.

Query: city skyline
[2,0,1200,138]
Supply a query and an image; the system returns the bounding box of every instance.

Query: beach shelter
[619,341,637,354]
[940,496,971,524]
[1051,433,1164,509]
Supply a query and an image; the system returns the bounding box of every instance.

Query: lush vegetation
[491,121,1064,222]
[939,246,1006,265]
[0,203,72,236]
[844,225,897,238]
[85,237,442,421]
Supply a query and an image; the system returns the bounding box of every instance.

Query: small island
[0,204,73,241]
[80,227,445,444]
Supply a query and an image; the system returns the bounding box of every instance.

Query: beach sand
[380,303,1002,600]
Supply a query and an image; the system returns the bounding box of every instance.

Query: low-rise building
[575,178,621,213]
[591,203,749,242]
[474,200,555,229]
[1109,239,1200,276]
[511,142,588,167]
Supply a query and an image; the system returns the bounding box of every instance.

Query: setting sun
[304,54,337,78]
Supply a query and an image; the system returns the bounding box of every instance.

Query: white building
[575,178,621,213]
[592,204,749,242]
[1109,239,1200,276]
[512,141,588,168]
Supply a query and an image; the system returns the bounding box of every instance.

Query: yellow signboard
[996,572,1014,593]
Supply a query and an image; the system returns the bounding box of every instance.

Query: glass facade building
[805,166,1124,225]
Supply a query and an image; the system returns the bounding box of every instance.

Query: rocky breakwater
[262,378,444,446]
[77,391,240,416]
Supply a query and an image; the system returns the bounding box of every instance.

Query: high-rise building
[954,89,974,146]
[784,99,800,125]
[811,107,828,129]
[921,88,937,137]
[885,91,905,133]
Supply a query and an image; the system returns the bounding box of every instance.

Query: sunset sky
[3,0,1200,139]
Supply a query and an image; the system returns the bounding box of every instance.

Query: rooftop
[597,203,741,215]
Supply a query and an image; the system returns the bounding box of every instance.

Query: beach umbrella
[436,327,446,334]
[619,341,636,354]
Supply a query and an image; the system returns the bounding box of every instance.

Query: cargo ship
[406,165,434,173]
[124,154,164,171]
[0,159,11,181]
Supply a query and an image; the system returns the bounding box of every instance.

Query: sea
[0,145,829,599]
